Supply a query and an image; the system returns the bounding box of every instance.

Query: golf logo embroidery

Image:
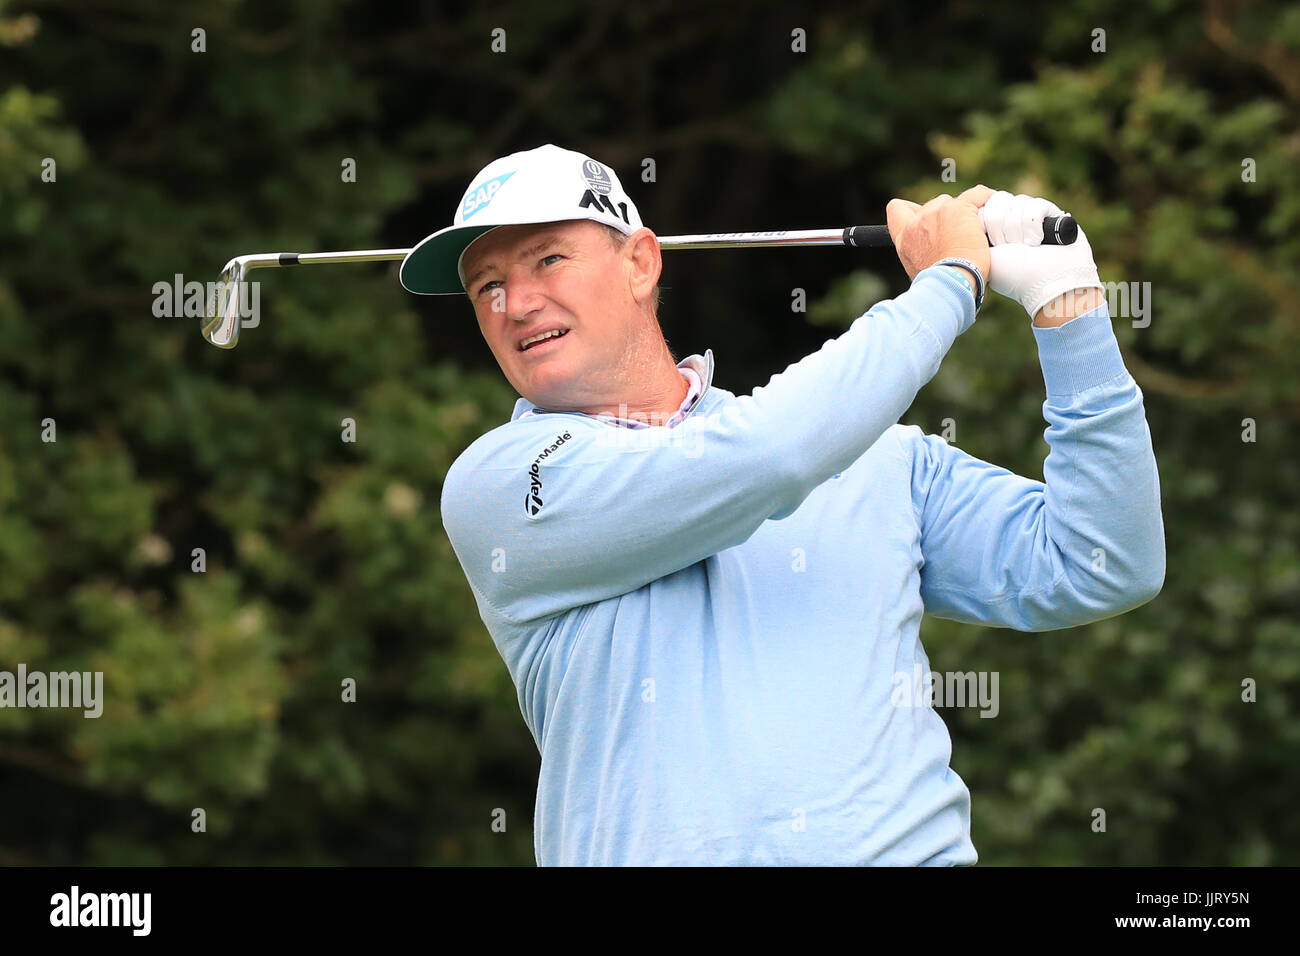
[526,464,543,515]
[578,158,630,222]
[461,170,516,221]
[524,431,572,516]
[578,189,631,225]
[582,159,612,195]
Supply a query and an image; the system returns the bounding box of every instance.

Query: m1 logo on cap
[461,170,516,221]
[582,159,612,195]
[578,189,631,225]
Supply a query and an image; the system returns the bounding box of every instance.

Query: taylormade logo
[50,886,151,936]
[524,431,571,516]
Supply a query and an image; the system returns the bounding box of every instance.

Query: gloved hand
[979,191,1103,318]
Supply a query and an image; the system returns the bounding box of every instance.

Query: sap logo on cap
[462,171,516,221]
[582,159,613,196]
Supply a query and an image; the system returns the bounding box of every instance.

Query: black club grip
[844,215,1078,248]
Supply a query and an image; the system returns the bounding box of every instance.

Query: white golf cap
[400,144,645,296]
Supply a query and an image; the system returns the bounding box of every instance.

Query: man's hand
[886,190,991,283]
[979,190,1104,319]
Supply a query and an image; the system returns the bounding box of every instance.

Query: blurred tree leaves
[0,0,1296,865]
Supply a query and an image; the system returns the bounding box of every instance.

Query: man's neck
[586,365,690,425]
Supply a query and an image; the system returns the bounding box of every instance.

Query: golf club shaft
[203,216,1077,348]
[232,215,1075,267]
[225,231,863,272]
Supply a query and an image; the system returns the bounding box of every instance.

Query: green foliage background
[0,0,1295,864]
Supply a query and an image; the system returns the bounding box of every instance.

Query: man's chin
[518,371,585,412]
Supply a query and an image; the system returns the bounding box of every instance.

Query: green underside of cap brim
[400,224,501,295]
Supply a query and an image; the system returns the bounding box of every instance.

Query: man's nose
[503,269,546,321]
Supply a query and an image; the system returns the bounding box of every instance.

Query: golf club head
[202,257,250,349]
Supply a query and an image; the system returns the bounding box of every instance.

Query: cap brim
[401,215,610,296]
[399,223,503,295]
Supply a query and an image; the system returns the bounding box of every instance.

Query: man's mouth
[519,329,569,351]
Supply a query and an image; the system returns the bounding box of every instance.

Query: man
[400,144,1165,865]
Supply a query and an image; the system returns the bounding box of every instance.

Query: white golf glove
[980,191,1103,317]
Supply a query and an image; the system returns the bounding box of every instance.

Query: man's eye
[477,255,562,295]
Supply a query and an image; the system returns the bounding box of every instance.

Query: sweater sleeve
[908,303,1166,631]
[441,266,978,624]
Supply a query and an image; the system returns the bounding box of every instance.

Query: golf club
[201,215,1078,349]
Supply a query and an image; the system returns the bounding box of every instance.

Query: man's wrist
[940,265,974,294]
[933,257,985,311]
[1033,287,1105,327]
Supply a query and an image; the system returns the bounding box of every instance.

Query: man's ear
[624,228,662,305]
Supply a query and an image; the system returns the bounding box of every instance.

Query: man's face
[461,219,657,411]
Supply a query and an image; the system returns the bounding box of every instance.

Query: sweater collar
[509,349,715,428]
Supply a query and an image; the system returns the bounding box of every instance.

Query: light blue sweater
[440,265,1166,865]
